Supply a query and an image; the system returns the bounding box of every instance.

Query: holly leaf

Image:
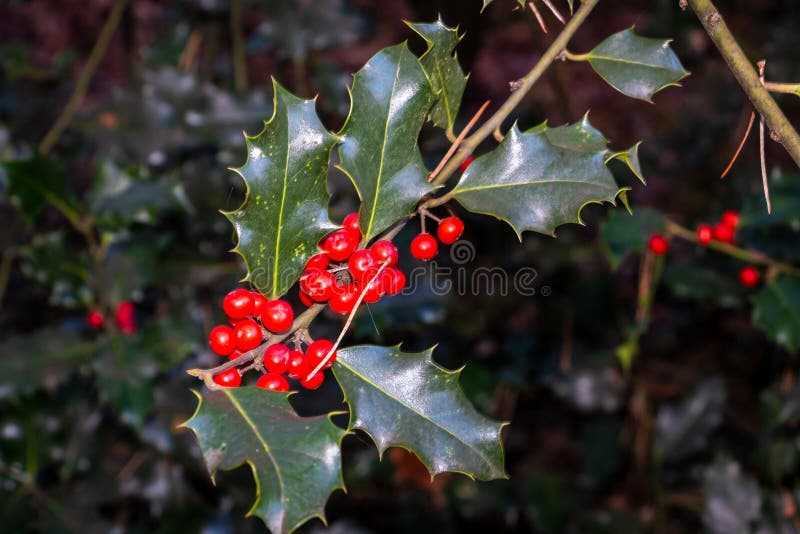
[181,388,347,534]
[227,81,337,298]
[607,141,645,184]
[600,206,665,269]
[450,116,630,238]
[338,44,435,243]
[752,277,800,353]
[582,27,689,102]
[334,345,506,480]
[407,18,467,134]
[1,155,79,226]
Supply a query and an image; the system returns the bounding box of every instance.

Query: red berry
[348,249,378,282]
[342,212,361,237]
[370,240,399,268]
[86,310,104,329]
[212,368,241,388]
[697,224,713,246]
[115,301,137,334]
[437,216,465,245]
[300,269,337,302]
[721,210,740,230]
[287,350,309,379]
[261,299,294,333]
[222,288,253,319]
[739,266,760,288]
[209,325,236,356]
[228,349,243,361]
[329,283,359,315]
[362,277,384,303]
[713,223,735,244]
[264,343,290,374]
[301,371,325,390]
[381,268,406,296]
[299,289,314,307]
[410,233,438,261]
[459,155,475,172]
[256,373,289,391]
[251,291,269,316]
[306,339,337,369]
[322,229,360,261]
[647,234,669,256]
[305,253,330,272]
[233,318,263,351]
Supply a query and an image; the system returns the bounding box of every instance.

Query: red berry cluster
[85,300,137,334]
[410,216,465,261]
[208,289,334,391]
[300,212,407,315]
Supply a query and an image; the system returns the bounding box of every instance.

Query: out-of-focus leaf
[180,388,346,534]
[19,232,92,308]
[523,472,572,533]
[550,366,624,412]
[703,458,762,534]
[655,377,725,462]
[334,345,507,480]
[581,417,622,487]
[663,264,744,307]
[752,277,800,353]
[227,81,337,298]
[338,44,435,242]
[451,117,631,238]
[741,172,800,231]
[1,155,78,226]
[581,27,689,102]
[407,18,467,133]
[600,206,665,269]
[0,327,94,399]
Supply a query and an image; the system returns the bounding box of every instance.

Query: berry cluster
[85,300,137,334]
[208,288,335,391]
[300,212,407,315]
[410,215,465,261]
[646,210,761,288]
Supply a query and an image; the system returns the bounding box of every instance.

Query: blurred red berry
[721,210,740,230]
[739,266,760,288]
[647,235,669,255]
[713,223,735,244]
[86,310,105,329]
[115,301,137,334]
[697,224,713,245]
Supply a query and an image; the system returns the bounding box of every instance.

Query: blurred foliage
[0,0,799,532]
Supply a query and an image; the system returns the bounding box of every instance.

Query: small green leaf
[581,28,689,102]
[227,81,338,299]
[334,345,506,480]
[1,155,79,226]
[752,278,800,353]
[338,44,435,243]
[600,207,665,269]
[407,18,468,134]
[451,117,630,238]
[181,388,347,534]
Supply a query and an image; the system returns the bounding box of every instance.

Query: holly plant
[180,3,690,533]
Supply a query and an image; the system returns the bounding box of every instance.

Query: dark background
[1,0,799,532]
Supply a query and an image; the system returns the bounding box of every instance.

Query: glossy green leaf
[338,44,435,243]
[1,155,79,226]
[607,141,645,184]
[181,388,347,534]
[227,81,338,298]
[582,28,689,102]
[407,18,467,134]
[451,117,630,238]
[334,345,506,480]
[600,207,665,269]
[752,277,800,353]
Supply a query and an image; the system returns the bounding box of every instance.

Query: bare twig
[230,0,248,92]
[541,0,566,24]
[429,100,490,182]
[720,110,755,179]
[528,2,549,34]
[758,60,771,213]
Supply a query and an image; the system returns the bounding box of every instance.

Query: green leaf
[181,388,347,534]
[227,81,338,298]
[581,27,689,102]
[607,141,645,184]
[338,44,436,243]
[600,206,665,269]
[407,18,468,134]
[1,155,79,226]
[451,116,630,238]
[19,231,92,308]
[334,345,506,480]
[752,277,800,353]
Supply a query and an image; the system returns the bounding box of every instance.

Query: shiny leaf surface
[227,81,337,298]
[181,388,347,534]
[583,28,689,102]
[334,345,506,480]
[338,44,435,242]
[752,277,800,353]
[451,117,630,237]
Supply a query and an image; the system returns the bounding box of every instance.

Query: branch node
[509,79,524,92]
[706,11,721,30]
[679,0,688,10]
[770,130,782,143]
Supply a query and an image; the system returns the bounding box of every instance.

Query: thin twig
[720,110,755,178]
[758,60,771,213]
[39,0,129,155]
[428,100,490,182]
[230,0,248,92]
[764,81,800,96]
[541,0,566,24]
[528,2,549,34]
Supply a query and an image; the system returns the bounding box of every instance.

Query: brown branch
[686,0,800,168]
